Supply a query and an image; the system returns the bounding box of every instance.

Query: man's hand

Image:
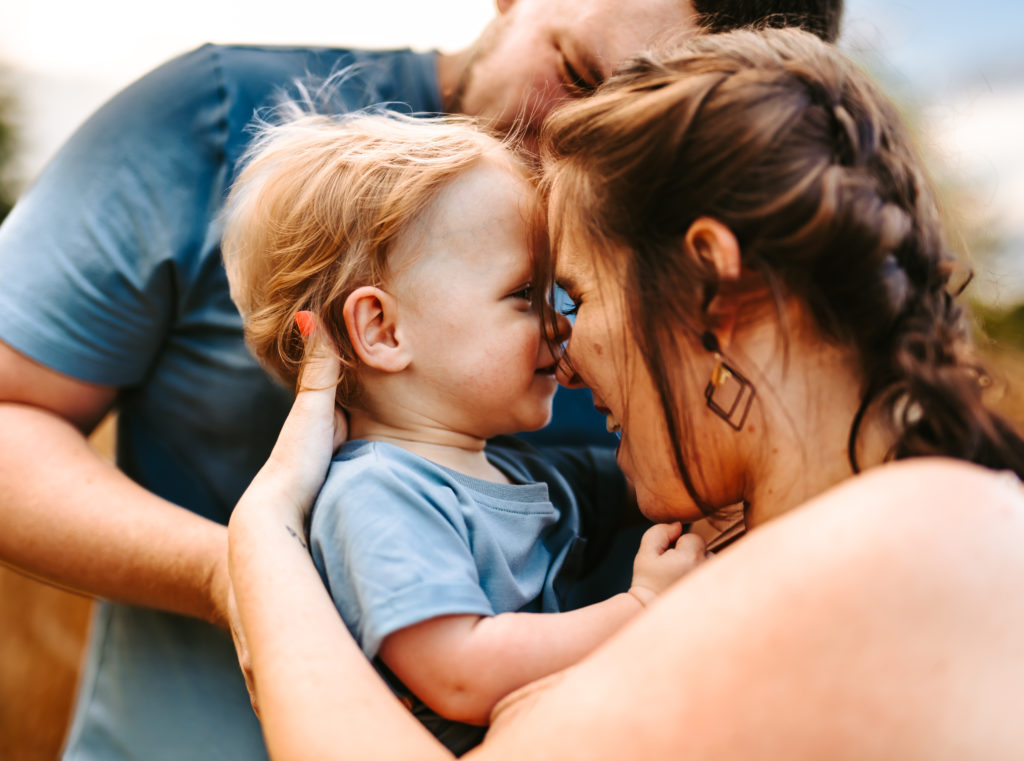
[628,522,708,606]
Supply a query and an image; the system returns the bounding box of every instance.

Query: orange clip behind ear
[295,310,315,338]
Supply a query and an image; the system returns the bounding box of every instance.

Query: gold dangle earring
[701,331,755,431]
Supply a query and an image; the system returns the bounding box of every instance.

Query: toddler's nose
[545,311,571,344]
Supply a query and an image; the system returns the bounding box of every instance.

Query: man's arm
[0,340,231,626]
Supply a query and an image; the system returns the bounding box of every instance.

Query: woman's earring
[701,331,755,431]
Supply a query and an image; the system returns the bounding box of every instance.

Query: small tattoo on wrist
[286,525,308,549]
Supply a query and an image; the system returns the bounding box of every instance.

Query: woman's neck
[347,409,510,484]
[739,335,891,530]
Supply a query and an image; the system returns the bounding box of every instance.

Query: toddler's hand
[629,522,708,606]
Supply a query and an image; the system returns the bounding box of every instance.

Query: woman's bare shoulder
[801,456,1022,525]
[478,461,1024,760]
[761,457,1023,571]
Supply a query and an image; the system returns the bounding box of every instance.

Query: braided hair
[541,28,1023,511]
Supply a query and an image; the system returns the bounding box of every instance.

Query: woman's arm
[228,319,454,761]
[231,484,452,761]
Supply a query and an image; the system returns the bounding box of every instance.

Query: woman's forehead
[555,234,618,301]
[547,178,587,265]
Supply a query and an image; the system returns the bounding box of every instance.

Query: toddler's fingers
[638,521,684,555]
[668,533,708,565]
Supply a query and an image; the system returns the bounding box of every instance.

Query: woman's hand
[248,312,347,524]
[229,311,346,714]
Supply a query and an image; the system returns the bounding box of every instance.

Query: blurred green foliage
[0,73,17,223]
[975,302,1024,350]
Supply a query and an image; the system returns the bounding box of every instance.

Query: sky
[2,0,1022,304]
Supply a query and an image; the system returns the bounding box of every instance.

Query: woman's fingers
[253,312,345,516]
[296,311,341,394]
[296,312,349,452]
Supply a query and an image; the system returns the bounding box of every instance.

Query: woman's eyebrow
[554,274,579,293]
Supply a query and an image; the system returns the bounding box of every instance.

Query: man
[0,1,841,759]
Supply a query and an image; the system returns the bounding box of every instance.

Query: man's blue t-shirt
[0,43,611,761]
[0,44,445,761]
[311,438,629,756]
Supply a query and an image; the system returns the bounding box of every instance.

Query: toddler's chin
[522,407,554,434]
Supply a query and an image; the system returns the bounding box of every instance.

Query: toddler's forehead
[388,155,539,273]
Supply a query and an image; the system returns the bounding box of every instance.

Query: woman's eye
[557,292,579,316]
[511,285,533,301]
[553,286,578,317]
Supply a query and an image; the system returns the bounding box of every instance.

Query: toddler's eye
[560,302,579,317]
[511,285,533,301]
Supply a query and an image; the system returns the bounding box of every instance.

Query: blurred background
[1,1,1021,758]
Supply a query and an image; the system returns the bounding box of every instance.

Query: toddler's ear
[343,286,411,373]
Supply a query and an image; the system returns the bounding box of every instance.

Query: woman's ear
[343,286,411,373]
[685,217,742,351]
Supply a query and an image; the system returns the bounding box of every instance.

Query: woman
[229,28,1024,760]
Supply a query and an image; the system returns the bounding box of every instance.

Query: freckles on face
[386,155,559,436]
[555,239,703,522]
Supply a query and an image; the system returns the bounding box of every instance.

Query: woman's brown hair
[541,28,1023,509]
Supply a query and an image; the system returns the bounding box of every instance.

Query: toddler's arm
[379,521,706,725]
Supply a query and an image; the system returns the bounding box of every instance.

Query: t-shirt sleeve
[538,445,632,573]
[310,457,495,659]
[0,47,229,385]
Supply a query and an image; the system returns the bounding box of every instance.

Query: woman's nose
[555,351,584,389]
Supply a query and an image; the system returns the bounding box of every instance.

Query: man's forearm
[0,402,230,626]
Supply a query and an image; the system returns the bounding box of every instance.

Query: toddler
[223,110,703,754]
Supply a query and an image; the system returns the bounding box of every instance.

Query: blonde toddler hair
[222,109,519,406]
